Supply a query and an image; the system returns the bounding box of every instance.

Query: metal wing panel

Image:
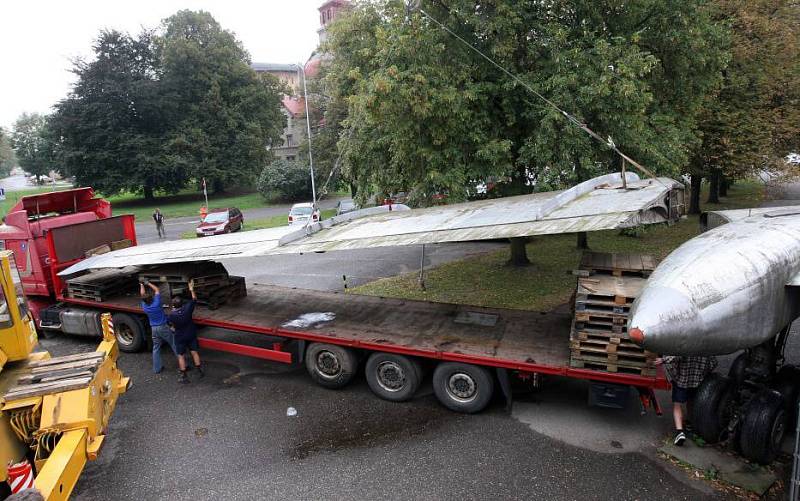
[59,172,683,275]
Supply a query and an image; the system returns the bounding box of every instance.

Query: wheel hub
[116,324,134,345]
[446,372,477,403]
[316,351,342,379]
[376,361,406,392]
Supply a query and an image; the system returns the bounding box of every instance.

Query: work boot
[196,365,204,378]
[178,370,190,384]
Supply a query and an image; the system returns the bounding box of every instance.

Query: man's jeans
[152,324,176,373]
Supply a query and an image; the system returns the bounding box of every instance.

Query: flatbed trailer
[62,282,668,413]
[1,188,669,414]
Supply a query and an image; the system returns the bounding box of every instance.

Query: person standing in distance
[168,280,203,384]
[140,279,177,373]
[153,208,166,239]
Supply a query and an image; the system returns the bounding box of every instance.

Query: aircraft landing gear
[691,326,799,465]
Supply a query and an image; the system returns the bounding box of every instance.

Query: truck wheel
[433,362,494,414]
[305,343,358,389]
[113,313,146,353]
[365,352,422,402]
[739,389,787,465]
[728,352,748,386]
[690,373,734,443]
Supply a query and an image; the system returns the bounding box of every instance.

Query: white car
[288,202,320,225]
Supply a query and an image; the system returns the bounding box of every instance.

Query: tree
[50,30,176,199]
[157,10,286,194]
[11,113,56,183]
[0,128,16,178]
[688,0,800,212]
[257,158,313,201]
[325,0,727,264]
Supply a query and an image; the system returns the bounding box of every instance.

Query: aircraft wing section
[60,172,684,275]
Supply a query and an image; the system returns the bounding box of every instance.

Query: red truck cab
[0,188,135,317]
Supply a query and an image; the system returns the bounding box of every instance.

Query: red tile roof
[282,96,306,117]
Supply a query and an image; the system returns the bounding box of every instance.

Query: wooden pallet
[569,357,657,377]
[574,319,626,334]
[570,339,656,360]
[579,251,656,277]
[576,275,645,305]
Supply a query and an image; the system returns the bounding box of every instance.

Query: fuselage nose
[629,285,699,354]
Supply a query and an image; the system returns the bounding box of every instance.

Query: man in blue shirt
[140,280,177,373]
[168,280,203,384]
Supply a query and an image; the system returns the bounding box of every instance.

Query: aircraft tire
[772,365,800,419]
[690,373,734,443]
[728,352,748,387]
[739,389,786,465]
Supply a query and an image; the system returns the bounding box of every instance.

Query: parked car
[196,207,244,237]
[288,202,321,225]
[336,199,358,216]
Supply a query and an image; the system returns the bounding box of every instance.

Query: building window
[286,134,294,147]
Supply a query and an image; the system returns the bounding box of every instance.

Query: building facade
[251,0,351,162]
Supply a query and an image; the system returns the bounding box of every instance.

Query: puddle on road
[288,402,455,460]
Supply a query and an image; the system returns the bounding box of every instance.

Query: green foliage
[690,0,800,183]
[0,128,16,178]
[11,113,57,182]
[324,0,727,204]
[49,11,286,199]
[257,159,314,201]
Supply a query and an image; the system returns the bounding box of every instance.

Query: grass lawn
[180,208,337,238]
[0,185,74,217]
[353,180,766,311]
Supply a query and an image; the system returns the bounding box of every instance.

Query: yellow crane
[0,250,129,500]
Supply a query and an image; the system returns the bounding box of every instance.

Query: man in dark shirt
[153,208,166,239]
[140,280,177,373]
[168,280,203,384]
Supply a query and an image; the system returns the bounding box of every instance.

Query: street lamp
[297,63,317,207]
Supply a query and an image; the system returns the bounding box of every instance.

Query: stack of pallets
[66,268,135,302]
[138,262,246,310]
[569,252,658,377]
[3,352,104,401]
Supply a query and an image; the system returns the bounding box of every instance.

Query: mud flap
[496,368,513,413]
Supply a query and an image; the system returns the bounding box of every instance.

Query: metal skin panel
[629,210,800,355]
[61,173,683,274]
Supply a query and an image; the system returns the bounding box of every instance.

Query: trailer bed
[62,284,667,389]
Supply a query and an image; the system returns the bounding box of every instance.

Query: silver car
[288,203,320,225]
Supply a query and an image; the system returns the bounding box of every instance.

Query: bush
[257,159,313,201]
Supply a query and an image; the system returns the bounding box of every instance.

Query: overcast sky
[0,0,323,130]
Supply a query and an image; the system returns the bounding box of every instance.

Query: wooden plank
[19,370,94,385]
[30,358,103,375]
[28,352,104,368]
[4,377,93,400]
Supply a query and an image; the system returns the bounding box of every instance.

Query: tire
[690,373,734,443]
[728,352,748,387]
[432,362,494,414]
[739,389,787,465]
[365,352,422,402]
[112,313,146,353]
[304,343,359,389]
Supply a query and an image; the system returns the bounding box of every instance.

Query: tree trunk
[350,182,357,198]
[689,174,702,215]
[719,176,729,197]
[507,237,530,267]
[707,169,720,204]
[576,232,589,250]
[143,184,154,202]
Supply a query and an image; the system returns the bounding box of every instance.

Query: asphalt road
[134,197,345,245]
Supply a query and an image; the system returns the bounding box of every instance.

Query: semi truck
[0,188,668,416]
[0,248,129,500]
